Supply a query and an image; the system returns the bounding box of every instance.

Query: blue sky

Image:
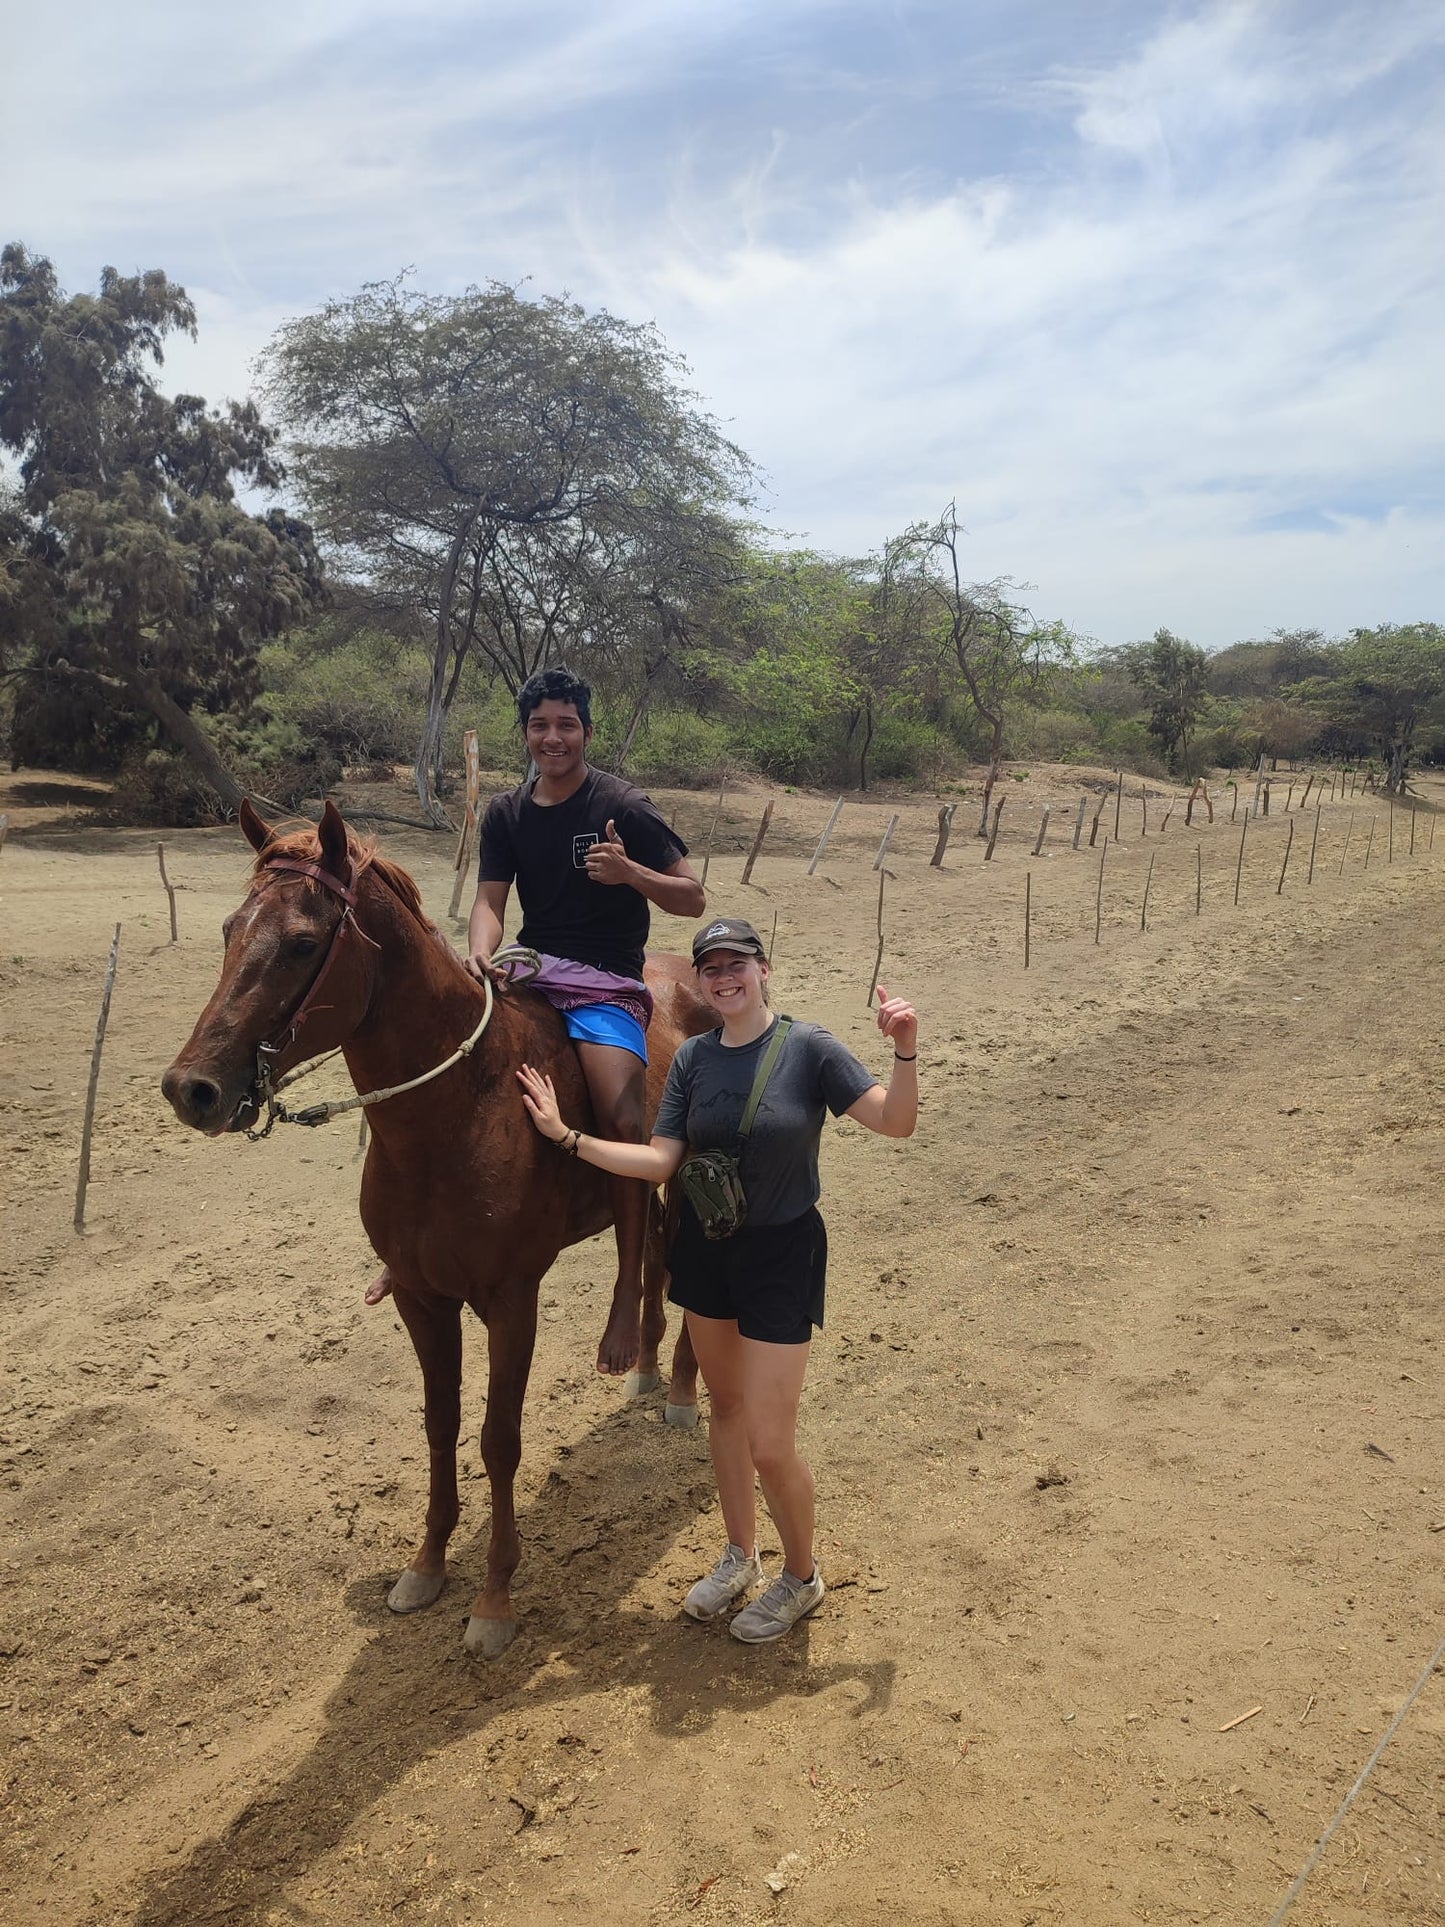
[8,0,1444,648]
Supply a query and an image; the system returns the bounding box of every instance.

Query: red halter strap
[262,855,358,906]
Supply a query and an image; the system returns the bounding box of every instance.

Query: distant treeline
[2,246,1441,824]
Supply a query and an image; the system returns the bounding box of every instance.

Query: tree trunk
[615,654,671,772]
[127,672,248,811]
[975,715,1004,836]
[414,519,476,826]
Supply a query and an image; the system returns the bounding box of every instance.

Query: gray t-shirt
[655,1017,880,1226]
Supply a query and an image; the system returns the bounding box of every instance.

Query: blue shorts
[564,1003,648,1062]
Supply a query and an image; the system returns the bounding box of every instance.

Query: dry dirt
[2,762,1443,1927]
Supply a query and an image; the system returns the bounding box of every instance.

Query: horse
[161,799,712,1657]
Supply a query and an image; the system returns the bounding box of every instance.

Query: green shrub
[864,714,954,782]
[621,707,737,788]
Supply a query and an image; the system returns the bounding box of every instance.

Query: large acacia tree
[0,245,323,806]
[260,278,756,820]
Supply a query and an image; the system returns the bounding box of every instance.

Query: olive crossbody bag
[676,1017,794,1240]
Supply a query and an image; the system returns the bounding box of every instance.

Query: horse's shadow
[133,1397,895,1925]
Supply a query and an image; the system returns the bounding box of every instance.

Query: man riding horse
[368,666,706,1376]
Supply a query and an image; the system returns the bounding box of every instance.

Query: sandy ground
[2,761,1443,1926]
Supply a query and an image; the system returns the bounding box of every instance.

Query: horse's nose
[162,1064,224,1128]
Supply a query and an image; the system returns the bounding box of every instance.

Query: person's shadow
[133,1396,895,1925]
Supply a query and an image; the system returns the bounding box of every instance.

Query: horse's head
[161,798,377,1134]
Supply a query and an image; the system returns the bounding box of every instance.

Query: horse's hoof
[625,1368,662,1398]
[463,1615,518,1658]
[387,1567,446,1614]
[664,1400,700,1431]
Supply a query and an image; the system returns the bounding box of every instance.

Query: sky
[7,0,1444,649]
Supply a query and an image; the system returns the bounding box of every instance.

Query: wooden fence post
[1388,797,1394,863]
[74,924,121,1233]
[1277,817,1295,894]
[1140,850,1156,931]
[1261,780,1271,817]
[1338,809,1354,875]
[930,802,956,868]
[156,843,178,942]
[1307,803,1321,884]
[865,869,886,1006]
[447,729,482,917]
[1160,795,1176,834]
[1114,770,1123,840]
[741,799,774,885]
[701,777,727,887]
[1024,873,1031,969]
[1095,843,1106,945]
[1409,804,1416,857]
[1231,783,1239,823]
[1032,806,1050,857]
[1072,795,1087,850]
[1089,791,1108,847]
[1284,780,1295,811]
[768,909,778,965]
[1195,844,1202,915]
[1363,815,1375,869]
[1141,784,1148,836]
[1234,819,1247,905]
[984,796,1005,861]
[806,795,844,876]
[873,812,900,871]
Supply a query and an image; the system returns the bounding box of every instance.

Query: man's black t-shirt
[478,768,688,979]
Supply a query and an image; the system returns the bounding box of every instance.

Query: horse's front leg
[386,1285,462,1614]
[464,1289,538,1658]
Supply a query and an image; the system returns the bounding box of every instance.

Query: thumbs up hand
[585,818,634,885]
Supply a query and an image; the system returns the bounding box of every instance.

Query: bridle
[242,853,495,1140]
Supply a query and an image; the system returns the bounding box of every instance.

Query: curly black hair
[517,666,592,731]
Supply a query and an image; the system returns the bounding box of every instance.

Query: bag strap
[737,1017,793,1142]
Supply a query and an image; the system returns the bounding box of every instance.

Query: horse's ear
[318,799,350,879]
[239,798,274,853]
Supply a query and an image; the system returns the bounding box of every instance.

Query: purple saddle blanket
[494,951,654,1032]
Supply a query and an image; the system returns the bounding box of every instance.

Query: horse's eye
[288,937,321,960]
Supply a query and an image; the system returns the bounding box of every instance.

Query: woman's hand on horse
[516,1063,568,1142]
[875,984,919,1056]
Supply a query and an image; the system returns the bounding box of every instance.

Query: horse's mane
[252,823,433,930]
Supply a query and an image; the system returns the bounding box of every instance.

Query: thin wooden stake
[1024,873,1031,969]
[1231,783,1239,823]
[1410,805,1416,856]
[74,923,121,1233]
[1095,843,1106,944]
[806,795,844,876]
[1234,819,1247,905]
[984,796,1005,861]
[1160,795,1176,834]
[1364,814,1375,869]
[1388,797,1394,863]
[1300,773,1315,809]
[741,799,774,886]
[156,843,178,942]
[1277,816,1295,893]
[768,909,778,965]
[1307,803,1321,884]
[1089,791,1108,847]
[873,812,900,871]
[1261,780,1271,817]
[1195,844,1202,915]
[1141,784,1148,836]
[865,869,886,1006]
[1140,850,1156,931]
[1338,809,1354,875]
[1430,812,1437,851]
[701,777,727,887]
[1072,794,1087,850]
[1032,806,1050,857]
[930,801,957,868]
[1114,770,1123,840]
[1285,780,1295,811]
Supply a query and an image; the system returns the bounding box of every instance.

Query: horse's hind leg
[387,1286,462,1614]
[464,1290,538,1658]
[626,1192,668,1399]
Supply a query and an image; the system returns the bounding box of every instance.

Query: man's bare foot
[596,1288,642,1376]
[365,1268,394,1306]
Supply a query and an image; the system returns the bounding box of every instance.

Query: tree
[883,504,1078,833]
[260,278,756,822]
[1295,623,1445,793]
[0,245,323,807]
[1125,628,1211,774]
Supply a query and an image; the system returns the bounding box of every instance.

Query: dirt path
[2,768,1442,1924]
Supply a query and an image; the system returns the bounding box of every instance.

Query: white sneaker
[729,1566,825,1643]
[683,1543,764,1621]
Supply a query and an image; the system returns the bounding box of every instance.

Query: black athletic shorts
[666,1201,827,1345]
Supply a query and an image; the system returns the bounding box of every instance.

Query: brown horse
[162,799,711,1657]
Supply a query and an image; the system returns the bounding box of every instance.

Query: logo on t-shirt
[572,833,600,868]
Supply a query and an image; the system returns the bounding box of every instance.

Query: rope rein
[243,857,523,1139]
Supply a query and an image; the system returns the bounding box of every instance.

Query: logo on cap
[703,922,729,940]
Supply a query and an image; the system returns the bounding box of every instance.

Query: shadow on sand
[133,1395,895,1925]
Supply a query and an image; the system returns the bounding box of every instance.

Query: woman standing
[516,915,917,1644]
